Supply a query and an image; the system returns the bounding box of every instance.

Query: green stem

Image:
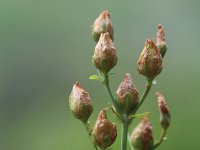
[153,128,167,149]
[132,79,153,114]
[84,122,98,150]
[121,116,128,150]
[101,72,121,115]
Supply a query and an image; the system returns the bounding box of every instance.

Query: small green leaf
[89,75,100,80]
[129,112,149,119]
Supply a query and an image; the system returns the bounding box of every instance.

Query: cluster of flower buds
[156,24,167,58]
[116,73,139,115]
[131,117,154,150]
[92,10,114,43]
[92,110,117,150]
[69,82,93,123]
[137,39,163,80]
[156,92,171,129]
[69,10,171,150]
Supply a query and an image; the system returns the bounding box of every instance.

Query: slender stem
[101,72,121,115]
[121,118,128,150]
[84,122,98,150]
[132,79,153,114]
[128,133,135,150]
[153,128,167,149]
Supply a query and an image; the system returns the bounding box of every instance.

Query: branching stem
[100,72,121,115]
[99,72,153,150]
[132,79,153,114]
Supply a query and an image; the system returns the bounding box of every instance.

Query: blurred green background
[1,0,200,149]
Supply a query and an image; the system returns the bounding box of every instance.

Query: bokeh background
[1,0,200,149]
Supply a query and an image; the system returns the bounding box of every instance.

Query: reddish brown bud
[137,39,163,80]
[116,73,139,115]
[156,92,171,129]
[156,24,167,58]
[131,117,154,150]
[92,110,117,150]
[92,10,114,43]
[69,82,93,123]
[93,32,117,73]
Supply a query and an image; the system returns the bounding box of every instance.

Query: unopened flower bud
[156,92,171,129]
[92,10,114,43]
[131,117,154,150]
[92,110,117,150]
[156,24,167,58]
[93,32,117,73]
[137,39,163,80]
[69,82,93,123]
[116,73,139,115]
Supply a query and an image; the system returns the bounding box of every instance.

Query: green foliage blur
[1,0,200,149]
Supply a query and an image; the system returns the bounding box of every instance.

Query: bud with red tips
[69,82,93,123]
[156,24,167,58]
[137,39,163,80]
[116,73,139,115]
[156,92,171,129]
[93,32,117,74]
[131,117,154,150]
[92,10,114,43]
[92,110,117,150]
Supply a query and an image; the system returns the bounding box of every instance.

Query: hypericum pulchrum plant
[68,10,171,150]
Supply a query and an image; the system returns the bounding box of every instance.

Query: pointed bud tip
[124,73,131,80]
[100,32,112,42]
[145,38,159,51]
[73,81,82,91]
[101,10,110,16]
[145,38,153,44]
[157,24,163,30]
[74,81,80,86]
[156,91,162,97]
[98,109,107,120]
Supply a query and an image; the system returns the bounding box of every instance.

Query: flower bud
[92,110,117,150]
[137,39,163,80]
[156,24,167,58]
[69,82,93,123]
[156,92,171,129]
[93,32,117,73]
[131,117,154,150]
[116,73,139,115]
[92,10,114,43]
